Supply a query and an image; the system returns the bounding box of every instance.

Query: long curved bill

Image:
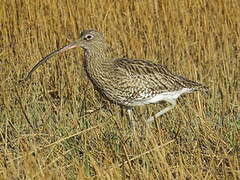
[24,40,79,80]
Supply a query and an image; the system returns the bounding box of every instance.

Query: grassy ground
[0,0,239,179]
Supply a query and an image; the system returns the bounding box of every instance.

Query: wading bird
[25,30,207,127]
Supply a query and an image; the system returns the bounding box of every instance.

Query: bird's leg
[146,99,177,124]
[127,108,136,133]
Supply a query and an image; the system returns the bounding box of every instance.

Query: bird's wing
[113,58,204,92]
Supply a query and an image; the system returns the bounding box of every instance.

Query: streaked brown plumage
[25,30,207,125]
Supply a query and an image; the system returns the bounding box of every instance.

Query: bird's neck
[83,45,113,79]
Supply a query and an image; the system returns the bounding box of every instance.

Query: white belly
[127,88,192,106]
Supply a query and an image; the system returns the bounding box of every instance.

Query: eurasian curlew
[25,30,207,126]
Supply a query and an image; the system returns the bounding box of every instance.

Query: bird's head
[77,30,106,50]
[24,29,108,80]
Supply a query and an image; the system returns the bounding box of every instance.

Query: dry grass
[0,0,239,179]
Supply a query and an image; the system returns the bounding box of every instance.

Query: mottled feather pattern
[81,33,206,105]
[83,53,204,106]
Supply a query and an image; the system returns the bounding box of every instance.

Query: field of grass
[0,0,239,179]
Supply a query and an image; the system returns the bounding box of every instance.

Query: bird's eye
[84,34,93,40]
